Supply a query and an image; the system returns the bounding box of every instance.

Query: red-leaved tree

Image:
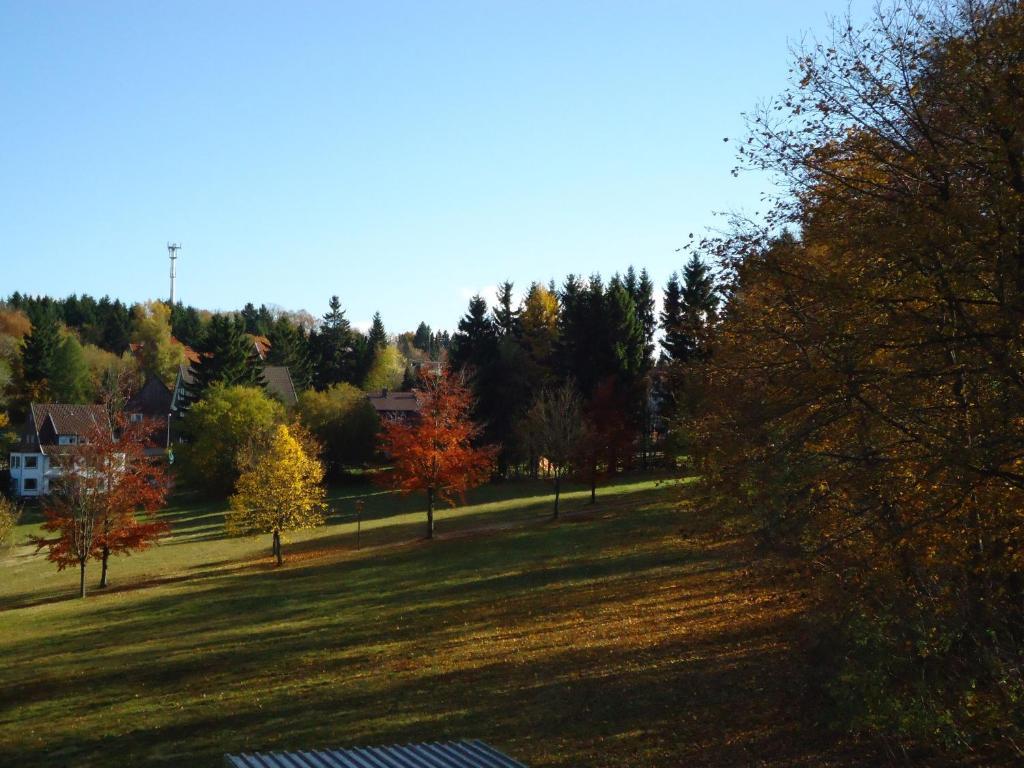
[377,368,495,539]
[32,415,169,597]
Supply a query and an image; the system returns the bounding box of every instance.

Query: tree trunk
[79,559,87,599]
[590,474,597,505]
[273,529,283,566]
[99,544,110,588]
[426,487,434,539]
[553,475,560,519]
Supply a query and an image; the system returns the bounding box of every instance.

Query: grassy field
[0,475,874,767]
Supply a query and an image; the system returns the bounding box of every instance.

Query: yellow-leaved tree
[227,424,326,566]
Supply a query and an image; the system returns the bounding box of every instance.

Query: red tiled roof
[31,403,107,436]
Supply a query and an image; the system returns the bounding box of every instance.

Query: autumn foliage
[377,368,495,538]
[688,0,1024,758]
[32,415,169,597]
[227,423,327,565]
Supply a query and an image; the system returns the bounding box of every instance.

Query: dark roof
[367,390,420,413]
[224,740,526,768]
[31,403,107,437]
[263,365,297,405]
[174,364,297,406]
[126,377,173,416]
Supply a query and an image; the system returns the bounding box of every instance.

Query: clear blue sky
[1,1,857,333]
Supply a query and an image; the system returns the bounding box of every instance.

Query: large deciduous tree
[179,384,285,495]
[377,368,495,538]
[130,301,186,386]
[296,383,380,477]
[32,415,169,597]
[694,0,1024,756]
[50,335,92,403]
[228,423,326,566]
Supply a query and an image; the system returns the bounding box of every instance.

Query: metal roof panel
[224,741,525,768]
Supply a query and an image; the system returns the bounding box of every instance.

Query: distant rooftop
[366,389,420,413]
[224,740,526,768]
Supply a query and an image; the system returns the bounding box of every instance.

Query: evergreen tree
[171,303,205,349]
[677,253,719,363]
[660,272,684,361]
[492,281,519,337]
[240,303,273,336]
[187,314,265,402]
[267,315,313,391]
[580,275,611,394]
[556,274,586,385]
[412,322,433,354]
[22,306,62,392]
[98,298,132,354]
[313,296,353,389]
[367,312,388,350]
[607,281,646,385]
[349,330,372,387]
[450,296,497,373]
[635,268,657,366]
[61,294,97,331]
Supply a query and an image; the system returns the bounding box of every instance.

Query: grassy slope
[0,478,873,767]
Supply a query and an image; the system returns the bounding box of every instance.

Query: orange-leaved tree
[32,415,169,597]
[377,368,495,538]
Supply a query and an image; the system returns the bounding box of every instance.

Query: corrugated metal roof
[224,739,526,768]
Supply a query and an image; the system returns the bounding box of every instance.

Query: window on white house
[23,478,37,491]
[24,456,38,469]
[11,456,20,468]
[129,413,144,423]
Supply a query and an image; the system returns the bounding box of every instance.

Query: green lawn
[1,476,671,607]
[0,476,872,767]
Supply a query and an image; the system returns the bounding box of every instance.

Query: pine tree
[493,281,519,337]
[99,299,132,354]
[171,303,205,349]
[450,296,497,372]
[267,315,313,391]
[678,253,718,363]
[556,274,586,385]
[22,306,62,393]
[635,268,657,366]
[660,272,683,360]
[607,282,646,385]
[187,314,265,402]
[240,303,273,336]
[412,322,433,354]
[367,312,388,350]
[313,296,353,389]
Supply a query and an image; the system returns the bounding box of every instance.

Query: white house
[8,403,107,497]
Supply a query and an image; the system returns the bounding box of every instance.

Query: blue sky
[1,1,857,333]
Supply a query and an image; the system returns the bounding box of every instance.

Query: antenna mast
[167,243,181,305]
